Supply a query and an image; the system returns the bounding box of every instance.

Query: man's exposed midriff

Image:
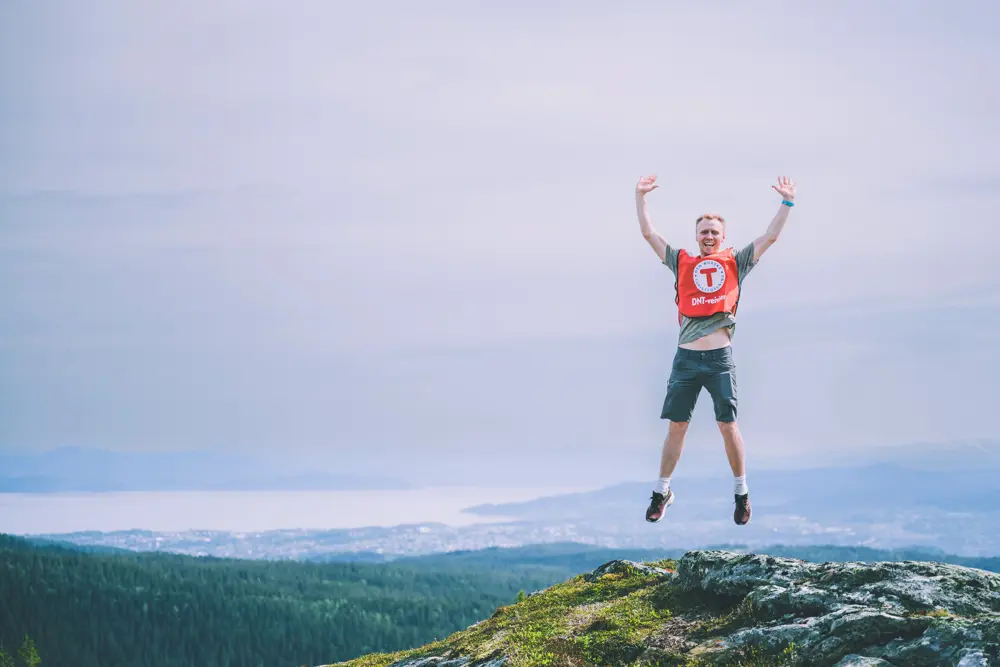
[678,328,732,351]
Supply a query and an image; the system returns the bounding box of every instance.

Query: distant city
[33,504,1000,562]
[8,445,1000,560]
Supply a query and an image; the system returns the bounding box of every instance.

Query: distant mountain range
[1,439,997,493]
[464,462,1000,520]
[0,447,410,492]
[826,438,1000,472]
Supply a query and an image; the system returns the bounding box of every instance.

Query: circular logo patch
[692,259,726,293]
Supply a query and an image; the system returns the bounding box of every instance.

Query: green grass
[571,585,673,665]
[330,560,680,667]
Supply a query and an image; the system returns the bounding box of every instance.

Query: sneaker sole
[645,492,675,523]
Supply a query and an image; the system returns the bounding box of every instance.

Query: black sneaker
[734,493,751,525]
[645,489,674,522]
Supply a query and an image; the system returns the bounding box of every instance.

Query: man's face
[696,219,725,255]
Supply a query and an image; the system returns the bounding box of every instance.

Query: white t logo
[693,259,725,293]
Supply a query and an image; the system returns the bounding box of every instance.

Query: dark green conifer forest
[0,534,567,667]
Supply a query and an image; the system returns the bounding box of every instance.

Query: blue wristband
[781,200,794,207]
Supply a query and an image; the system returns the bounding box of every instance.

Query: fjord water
[0,486,585,534]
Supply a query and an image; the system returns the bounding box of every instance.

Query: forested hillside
[0,534,566,667]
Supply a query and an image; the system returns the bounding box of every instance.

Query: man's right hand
[635,175,667,263]
[636,175,659,196]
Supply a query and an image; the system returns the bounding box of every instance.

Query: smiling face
[695,214,726,256]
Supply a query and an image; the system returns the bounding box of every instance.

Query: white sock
[654,477,670,494]
[734,475,748,496]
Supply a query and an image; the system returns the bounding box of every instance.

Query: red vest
[674,248,740,323]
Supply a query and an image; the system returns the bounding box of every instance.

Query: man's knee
[668,421,690,433]
[717,420,739,433]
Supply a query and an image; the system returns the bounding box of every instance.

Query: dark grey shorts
[660,346,738,423]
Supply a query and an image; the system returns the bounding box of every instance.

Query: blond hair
[695,213,726,229]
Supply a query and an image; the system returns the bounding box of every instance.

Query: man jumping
[635,174,796,525]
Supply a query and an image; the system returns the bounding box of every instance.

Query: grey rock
[387,658,505,667]
[674,551,808,601]
[833,656,895,667]
[582,558,674,582]
[956,650,989,667]
[866,616,1000,666]
[675,551,1000,666]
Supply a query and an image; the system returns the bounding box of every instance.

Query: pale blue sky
[1,1,998,485]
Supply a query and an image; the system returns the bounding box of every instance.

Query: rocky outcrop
[328,550,1000,667]
[674,550,1000,666]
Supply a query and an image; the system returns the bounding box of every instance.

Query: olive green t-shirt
[663,242,758,345]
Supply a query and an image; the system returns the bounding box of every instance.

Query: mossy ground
[328,558,801,667]
[327,559,667,666]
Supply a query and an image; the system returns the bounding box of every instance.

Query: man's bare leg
[646,421,689,522]
[659,421,690,479]
[716,421,746,477]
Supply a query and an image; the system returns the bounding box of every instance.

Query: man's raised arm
[635,175,668,263]
[753,175,797,263]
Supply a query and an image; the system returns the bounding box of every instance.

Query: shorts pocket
[706,350,735,373]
